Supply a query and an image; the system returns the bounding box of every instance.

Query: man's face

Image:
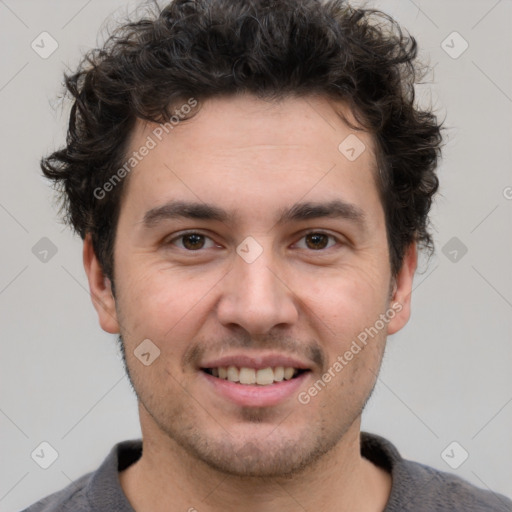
[86,94,415,477]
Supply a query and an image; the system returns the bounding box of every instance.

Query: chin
[164,420,344,479]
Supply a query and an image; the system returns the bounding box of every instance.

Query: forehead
[119,94,381,226]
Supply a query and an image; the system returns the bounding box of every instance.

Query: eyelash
[167,230,341,252]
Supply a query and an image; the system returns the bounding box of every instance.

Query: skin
[84,94,417,512]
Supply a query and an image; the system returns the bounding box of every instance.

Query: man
[24,0,511,510]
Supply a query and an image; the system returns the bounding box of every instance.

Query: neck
[120,413,391,512]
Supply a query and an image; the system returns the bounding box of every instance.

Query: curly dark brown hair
[42,0,442,284]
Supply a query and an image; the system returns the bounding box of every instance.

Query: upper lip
[200,353,312,371]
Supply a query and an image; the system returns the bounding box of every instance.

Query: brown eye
[304,233,330,250]
[169,232,216,251]
[181,233,206,250]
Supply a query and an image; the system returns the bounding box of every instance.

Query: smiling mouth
[201,366,310,386]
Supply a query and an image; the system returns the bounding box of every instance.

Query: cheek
[121,264,188,312]
[295,264,391,393]
[115,264,221,353]
[299,260,390,329]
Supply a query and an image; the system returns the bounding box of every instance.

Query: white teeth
[274,366,284,382]
[283,367,295,380]
[256,367,274,385]
[227,365,239,382]
[239,367,256,384]
[209,366,300,385]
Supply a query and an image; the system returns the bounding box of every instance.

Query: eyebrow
[143,201,229,227]
[142,199,366,229]
[275,200,366,227]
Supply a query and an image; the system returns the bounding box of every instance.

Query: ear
[386,242,417,335]
[83,233,120,334]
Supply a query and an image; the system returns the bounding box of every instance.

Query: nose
[215,244,299,336]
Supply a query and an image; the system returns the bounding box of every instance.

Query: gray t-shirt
[21,433,512,511]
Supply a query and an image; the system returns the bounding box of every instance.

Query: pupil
[306,233,328,250]
[184,234,204,250]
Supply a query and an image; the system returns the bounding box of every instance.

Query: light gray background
[1,1,511,510]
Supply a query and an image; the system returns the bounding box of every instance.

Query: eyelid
[166,230,220,249]
[165,229,344,251]
[292,230,341,250]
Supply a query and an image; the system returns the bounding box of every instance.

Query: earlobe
[387,243,417,335]
[82,234,120,334]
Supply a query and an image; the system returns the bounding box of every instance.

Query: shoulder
[390,458,512,512]
[19,440,141,512]
[361,433,512,512]
[20,473,92,512]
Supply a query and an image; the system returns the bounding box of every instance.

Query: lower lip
[200,371,309,407]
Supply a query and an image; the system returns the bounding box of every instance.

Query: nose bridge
[216,239,298,333]
[238,254,278,303]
